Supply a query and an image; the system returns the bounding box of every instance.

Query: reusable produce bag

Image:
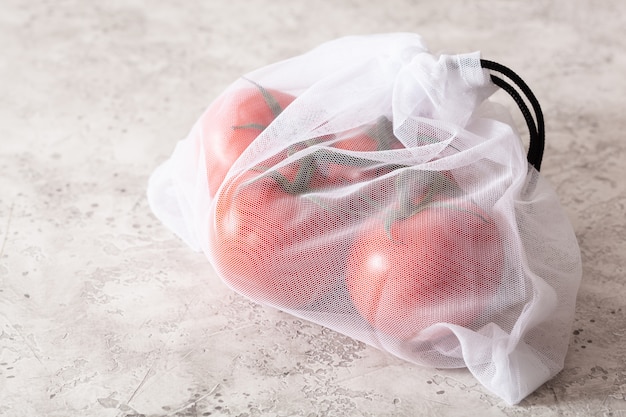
[147,33,582,404]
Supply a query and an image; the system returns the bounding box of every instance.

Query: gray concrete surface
[1,0,625,416]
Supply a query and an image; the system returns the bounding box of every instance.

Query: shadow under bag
[147,33,582,405]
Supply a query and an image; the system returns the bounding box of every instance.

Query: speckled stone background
[1,1,625,416]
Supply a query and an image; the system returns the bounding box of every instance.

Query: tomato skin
[345,202,503,340]
[209,164,348,309]
[197,86,295,196]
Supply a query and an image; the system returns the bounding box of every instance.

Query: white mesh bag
[147,33,582,405]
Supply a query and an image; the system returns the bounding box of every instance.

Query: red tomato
[196,82,295,196]
[322,117,404,185]
[209,159,349,309]
[345,200,503,340]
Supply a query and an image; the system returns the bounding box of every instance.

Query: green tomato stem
[365,116,396,151]
[242,77,285,118]
[232,123,267,131]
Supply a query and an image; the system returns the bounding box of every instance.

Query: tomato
[322,117,404,185]
[196,81,295,196]
[208,158,349,309]
[332,117,401,153]
[345,198,503,340]
[288,118,405,221]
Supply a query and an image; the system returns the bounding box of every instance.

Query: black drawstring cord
[480,59,545,172]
